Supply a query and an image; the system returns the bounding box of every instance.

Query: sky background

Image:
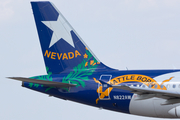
[1,0,180,119]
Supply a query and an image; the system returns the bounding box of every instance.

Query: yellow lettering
[44,50,51,58]
[141,77,147,82]
[75,50,81,57]
[68,52,74,59]
[62,53,68,60]
[126,76,130,80]
[117,77,121,82]
[147,79,151,82]
[137,76,142,80]
[131,76,135,80]
[113,80,118,85]
[51,52,56,59]
[57,53,62,60]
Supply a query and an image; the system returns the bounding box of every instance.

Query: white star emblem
[42,15,75,48]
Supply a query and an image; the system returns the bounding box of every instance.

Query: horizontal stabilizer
[8,77,76,88]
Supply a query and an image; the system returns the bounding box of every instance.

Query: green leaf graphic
[28,66,54,92]
[28,49,99,92]
[62,49,99,89]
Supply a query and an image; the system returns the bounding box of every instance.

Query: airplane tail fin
[31,2,114,74]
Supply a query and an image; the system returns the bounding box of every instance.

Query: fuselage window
[160,85,164,89]
[155,84,157,88]
[178,84,180,88]
[173,84,176,88]
[149,84,152,88]
[141,84,145,88]
[166,84,170,88]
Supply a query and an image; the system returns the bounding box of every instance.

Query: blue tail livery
[31,2,112,74]
[9,1,180,118]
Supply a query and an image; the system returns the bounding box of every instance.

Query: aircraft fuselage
[23,69,180,118]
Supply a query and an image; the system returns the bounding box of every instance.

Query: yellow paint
[94,78,113,104]
[44,50,81,60]
[68,52,74,59]
[44,50,51,58]
[90,60,94,65]
[86,47,88,50]
[75,50,81,57]
[94,78,101,85]
[84,53,88,59]
[51,52,56,59]
[57,53,62,60]
[94,74,173,104]
[85,62,88,67]
[160,77,174,86]
[93,63,96,66]
[62,53,68,60]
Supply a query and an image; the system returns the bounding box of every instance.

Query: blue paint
[20,1,180,116]
[23,69,180,113]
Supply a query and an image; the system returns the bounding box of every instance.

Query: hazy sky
[1,0,180,120]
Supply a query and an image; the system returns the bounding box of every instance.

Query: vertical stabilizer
[31,2,114,74]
